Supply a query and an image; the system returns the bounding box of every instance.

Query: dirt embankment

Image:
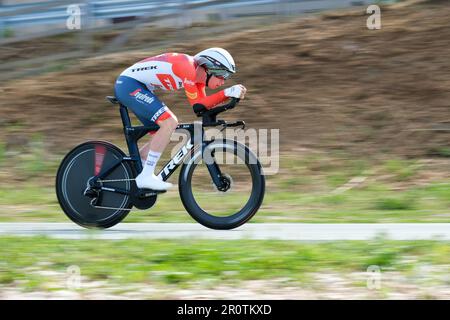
[0,0,449,158]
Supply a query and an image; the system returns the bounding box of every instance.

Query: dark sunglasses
[208,68,232,80]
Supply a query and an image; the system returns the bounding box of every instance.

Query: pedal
[138,188,167,198]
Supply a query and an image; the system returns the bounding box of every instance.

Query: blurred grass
[374,196,416,211]
[0,237,448,291]
[0,180,449,223]
[0,141,5,167]
[432,147,450,158]
[383,159,420,182]
[0,143,448,222]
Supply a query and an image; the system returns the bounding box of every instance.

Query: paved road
[0,223,449,240]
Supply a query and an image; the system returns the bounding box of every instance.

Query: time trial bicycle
[55,97,265,229]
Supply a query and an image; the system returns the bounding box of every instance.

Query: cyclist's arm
[184,83,228,110]
[172,55,228,109]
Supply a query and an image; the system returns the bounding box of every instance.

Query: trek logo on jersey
[129,88,155,104]
[131,66,157,72]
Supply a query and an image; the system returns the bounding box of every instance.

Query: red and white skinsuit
[120,52,229,114]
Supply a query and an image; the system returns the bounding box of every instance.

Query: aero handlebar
[193,98,240,117]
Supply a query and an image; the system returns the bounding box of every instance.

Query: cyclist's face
[207,75,225,89]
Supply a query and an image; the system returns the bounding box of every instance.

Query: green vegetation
[0,150,448,223]
[0,237,448,292]
[432,147,450,158]
[0,141,5,167]
[19,135,50,176]
[374,196,416,211]
[2,28,14,38]
[0,180,449,223]
[384,159,419,181]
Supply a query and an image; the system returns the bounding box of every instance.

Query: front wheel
[178,139,265,230]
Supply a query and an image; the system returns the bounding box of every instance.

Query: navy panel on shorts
[114,75,168,126]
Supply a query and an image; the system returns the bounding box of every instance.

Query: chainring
[97,178,159,210]
[132,194,158,210]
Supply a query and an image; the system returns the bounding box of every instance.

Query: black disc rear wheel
[56,141,134,229]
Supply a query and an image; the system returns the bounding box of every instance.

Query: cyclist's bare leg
[136,112,178,189]
[139,140,152,163]
[149,116,178,153]
[139,115,178,161]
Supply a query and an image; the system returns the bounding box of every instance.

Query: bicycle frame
[58,95,264,229]
[90,103,226,195]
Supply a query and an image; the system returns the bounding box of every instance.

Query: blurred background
[0,0,449,299]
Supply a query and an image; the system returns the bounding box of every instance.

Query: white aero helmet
[194,47,236,80]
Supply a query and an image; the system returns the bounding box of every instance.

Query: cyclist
[114,48,246,190]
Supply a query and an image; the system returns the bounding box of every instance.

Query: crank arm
[100,186,131,195]
[137,189,166,198]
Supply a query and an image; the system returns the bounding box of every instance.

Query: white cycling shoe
[135,173,173,191]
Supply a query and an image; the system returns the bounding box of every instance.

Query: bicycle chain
[97,178,135,183]
[93,178,161,211]
[91,178,135,211]
[93,205,133,211]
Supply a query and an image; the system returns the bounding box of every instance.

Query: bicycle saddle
[106,96,119,105]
